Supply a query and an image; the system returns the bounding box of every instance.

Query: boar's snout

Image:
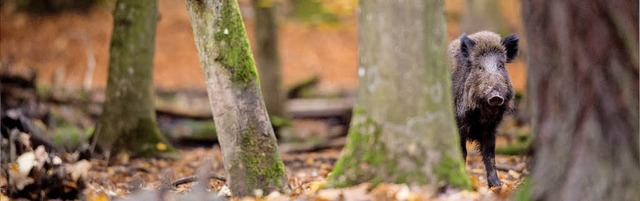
[487,91,504,106]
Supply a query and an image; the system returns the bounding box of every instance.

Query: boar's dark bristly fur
[448,31,518,188]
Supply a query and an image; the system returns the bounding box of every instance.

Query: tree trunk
[328,0,470,189]
[184,0,288,196]
[93,0,176,158]
[462,0,506,34]
[252,0,285,120]
[521,0,639,200]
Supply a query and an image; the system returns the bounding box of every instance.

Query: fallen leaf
[308,180,326,192]
[470,176,480,190]
[470,168,484,174]
[52,156,63,165]
[86,191,110,201]
[114,152,129,164]
[508,170,521,179]
[254,189,264,197]
[34,145,50,169]
[1,193,11,201]
[395,185,411,201]
[493,183,514,198]
[68,160,92,181]
[18,133,31,148]
[16,152,36,174]
[8,163,34,190]
[218,185,232,197]
[156,143,167,151]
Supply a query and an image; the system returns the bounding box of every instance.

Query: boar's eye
[498,62,505,69]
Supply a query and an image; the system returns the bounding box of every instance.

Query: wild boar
[448,31,518,187]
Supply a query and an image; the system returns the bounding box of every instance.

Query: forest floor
[75,122,529,200]
[2,133,529,201]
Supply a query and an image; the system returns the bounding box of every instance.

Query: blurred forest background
[0,0,526,93]
[0,0,530,155]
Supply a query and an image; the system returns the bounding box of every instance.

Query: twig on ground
[170,174,227,188]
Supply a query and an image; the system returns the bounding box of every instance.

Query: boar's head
[457,32,518,116]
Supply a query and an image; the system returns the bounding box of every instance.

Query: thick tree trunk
[521,0,639,200]
[462,0,506,34]
[328,0,470,189]
[184,0,288,196]
[252,0,285,120]
[93,0,176,158]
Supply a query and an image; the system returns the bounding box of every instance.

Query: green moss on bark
[329,107,470,189]
[112,118,177,158]
[434,156,471,189]
[214,0,259,87]
[328,107,383,187]
[328,107,430,187]
[237,125,287,191]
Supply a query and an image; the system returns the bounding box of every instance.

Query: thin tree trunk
[252,0,285,119]
[521,0,639,200]
[328,0,470,189]
[93,0,176,158]
[184,0,288,196]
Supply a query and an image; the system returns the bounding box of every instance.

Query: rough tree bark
[93,0,176,158]
[252,0,285,120]
[328,0,470,189]
[521,0,639,200]
[184,0,288,196]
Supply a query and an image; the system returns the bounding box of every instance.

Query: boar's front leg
[460,136,467,161]
[479,134,501,187]
[458,123,469,161]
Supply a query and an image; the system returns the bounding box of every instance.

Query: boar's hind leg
[458,127,469,161]
[479,135,501,187]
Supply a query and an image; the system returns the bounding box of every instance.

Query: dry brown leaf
[8,163,34,190]
[470,168,484,174]
[17,133,31,148]
[34,146,49,169]
[114,152,130,165]
[470,175,480,190]
[85,191,110,201]
[508,170,521,179]
[0,194,10,201]
[309,180,327,192]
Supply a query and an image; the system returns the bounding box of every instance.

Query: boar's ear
[460,34,476,58]
[502,34,519,63]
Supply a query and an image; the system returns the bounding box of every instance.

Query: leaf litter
[2,125,529,201]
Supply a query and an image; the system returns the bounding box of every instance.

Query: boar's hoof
[487,176,502,188]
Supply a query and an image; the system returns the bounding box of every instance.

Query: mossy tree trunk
[93,0,176,158]
[328,0,470,189]
[252,0,285,121]
[521,0,639,200]
[185,0,288,197]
